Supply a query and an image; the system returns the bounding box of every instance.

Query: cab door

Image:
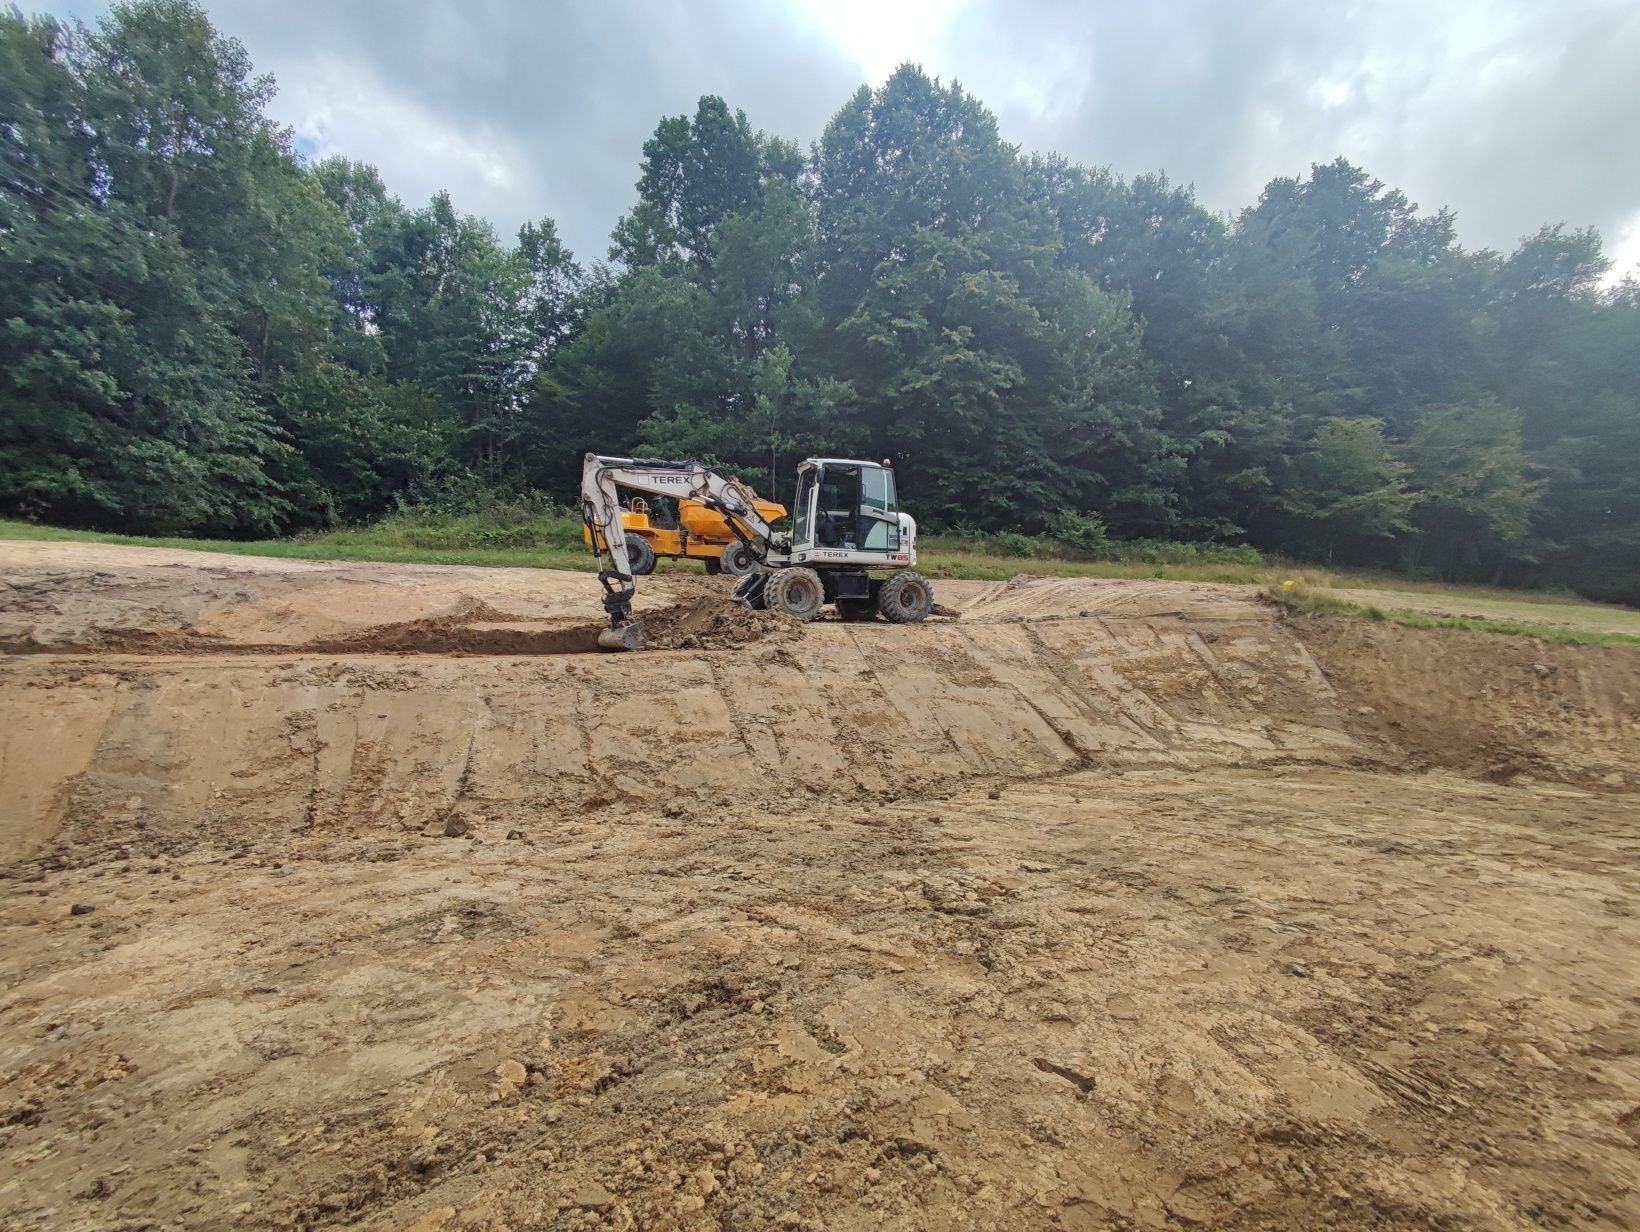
[790,467,818,551]
[859,465,901,551]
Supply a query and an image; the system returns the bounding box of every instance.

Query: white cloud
[29,0,1640,268]
[792,0,965,84]
[275,53,526,225]
[1605,211,1640,286]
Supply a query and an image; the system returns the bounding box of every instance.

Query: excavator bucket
[729,572,768,610]
[597,622,646,652]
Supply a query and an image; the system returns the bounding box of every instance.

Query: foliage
[1397,399,1540,577]
[1270,419,1416,559]
[1048,509,1111,553]
[2,4,1636,603]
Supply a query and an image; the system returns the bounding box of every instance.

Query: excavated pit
[3,543,1639,1232]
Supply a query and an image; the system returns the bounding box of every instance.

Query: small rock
[1166,1192,1213,1224]
[506,828,525,840]
[493,1058,528,1100]
[1282,961,1312,978]
[400,1207,456,1232]
[574,1182,616,1210]
[1532,663,1556,678]
[986,788,1001,801]
[442,816,469,838]
[70,902,95,916]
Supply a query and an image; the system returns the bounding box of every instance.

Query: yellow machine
[582,493,786,577]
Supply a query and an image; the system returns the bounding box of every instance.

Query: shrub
[1106,539,1265,566]
[1048,510,1110,553]
[989,531,1037,558]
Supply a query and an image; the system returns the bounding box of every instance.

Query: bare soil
[2,542,1638,1231]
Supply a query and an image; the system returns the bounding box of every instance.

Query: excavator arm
[581,453,785,649]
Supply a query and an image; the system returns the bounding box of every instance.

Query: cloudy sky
[41,0,1640,279]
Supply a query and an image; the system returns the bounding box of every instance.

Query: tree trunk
[257,309,270,384]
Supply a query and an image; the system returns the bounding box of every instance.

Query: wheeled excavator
[581,452,935,650]
[580,488,786,577]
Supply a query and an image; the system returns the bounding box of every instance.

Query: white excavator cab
[788,458,916,567]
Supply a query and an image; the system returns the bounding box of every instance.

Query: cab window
[860,466,900,550]
[816,467,859,547]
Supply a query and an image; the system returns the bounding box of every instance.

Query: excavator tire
[765,568,825,622]
[876,570,934,623]
[703,556,722,576]
[623,535,656,576]
[720,542,759,577]
[836,598,876,622]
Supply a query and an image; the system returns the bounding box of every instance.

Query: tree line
[3,1,1637,601]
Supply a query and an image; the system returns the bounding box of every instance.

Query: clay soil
[3,542,1639,1231]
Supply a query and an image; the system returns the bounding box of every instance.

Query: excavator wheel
[764,568,825,622]
[836,598,876,622]
[703,556,722,575]
[623,535,656,576]
[876,570,934,623]
[719,542,759,577]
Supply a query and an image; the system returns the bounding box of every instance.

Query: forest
[2,0,1637,601]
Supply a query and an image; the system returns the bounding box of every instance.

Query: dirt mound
[1292,613,1640,790]
[5,597,615,658]
[639,591,801,650]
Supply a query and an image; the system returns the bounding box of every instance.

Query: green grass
[1392,610,1640,645]
[0,516,596,569]
[1274,588,1640,647]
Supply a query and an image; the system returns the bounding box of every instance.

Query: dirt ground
[2,542,1638,1231]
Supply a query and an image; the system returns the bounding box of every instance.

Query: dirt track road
[2,543,1638,1230]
